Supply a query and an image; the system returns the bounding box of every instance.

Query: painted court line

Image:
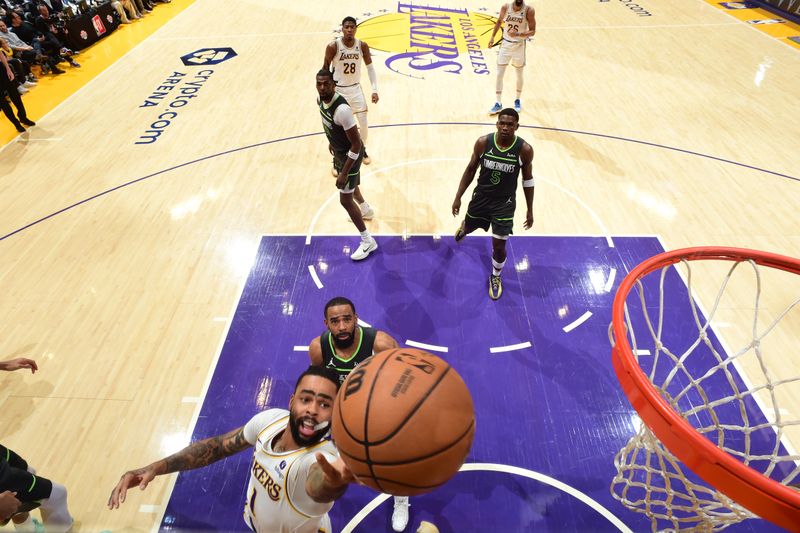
[635,349,651,356]
[563,311,593,333]
[308,265,323,289]
[293,346,308,352]
[341,463,633,533]
[405,340,449,353]
[604,268,617,293]
[490,341,533,354]
[357,318,372,327]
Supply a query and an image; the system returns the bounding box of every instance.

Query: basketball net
[609,248,800,532]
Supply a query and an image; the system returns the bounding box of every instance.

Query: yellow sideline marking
[702,1,800,50]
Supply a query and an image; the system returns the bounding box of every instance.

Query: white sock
[360,230,371,242]
[38,482,73,533]
[394,496,409,505]
[492,258,505,276]
[516,66,524,97]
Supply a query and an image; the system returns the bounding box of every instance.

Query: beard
[331,329,356,349]
[288,411,328,447]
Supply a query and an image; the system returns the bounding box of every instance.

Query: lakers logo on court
[180,47,238,66]
[354,3,498,79]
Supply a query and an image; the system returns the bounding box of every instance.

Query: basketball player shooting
[308,296,412,532]
[108,366,354,533]
[452,108,535,300]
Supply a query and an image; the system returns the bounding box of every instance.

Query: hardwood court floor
[1,1,798,531]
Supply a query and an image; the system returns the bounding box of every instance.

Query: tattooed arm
[305,453,355,504]
[108,426,250,509]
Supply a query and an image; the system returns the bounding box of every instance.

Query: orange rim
[611,246,800,531]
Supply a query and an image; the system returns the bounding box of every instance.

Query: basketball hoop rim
[611,246,800,531]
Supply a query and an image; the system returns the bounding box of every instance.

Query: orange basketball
[331,348,475,496]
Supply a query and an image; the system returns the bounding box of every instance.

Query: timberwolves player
[307,296,411,532]
[109,366,354,533]
[488,1,537,114]
[451,108,535,300]
[316,69,377,261]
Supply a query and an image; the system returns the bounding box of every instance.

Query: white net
[610,255,800,532]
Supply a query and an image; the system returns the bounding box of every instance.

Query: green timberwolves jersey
[320,326,377,384]
[476,133,524,197]
[318,93,351,154]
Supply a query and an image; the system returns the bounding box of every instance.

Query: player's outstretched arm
[306,453,355,504]
[520,142,535,230]
[308,336,324,366]
[0,358,38,373]
[452,136,487,216]
[108,426,250,509]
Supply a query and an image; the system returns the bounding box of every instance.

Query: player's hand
[315,453,354,488]
[524,210,534,230]
[451,198,461,217]
[371,92,379,104]
[507,28,518,37]
[108,466,159,509]
[328,144,334,156]
[0,491,21,523]
[0,358,37,373]
[336,172,347,190]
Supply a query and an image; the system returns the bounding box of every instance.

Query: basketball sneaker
[360,203,375,220]
[514,99,521,112]
[489,102,502,115]
[489,275,503,300]
[351,238,378,261]
[454,221,466,242]
[392,496,410,532]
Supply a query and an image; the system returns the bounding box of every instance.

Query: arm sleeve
[367,63,378,92]
[332,104,357,130]
[286,447,339,517]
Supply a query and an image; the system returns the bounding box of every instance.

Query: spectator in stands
[1,36,36,93]
[8,10,75,71]
[35,3,68,43]
[111,0,141,24]
[0,19,48,77]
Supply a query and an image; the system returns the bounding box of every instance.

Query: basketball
[331,348,475,496]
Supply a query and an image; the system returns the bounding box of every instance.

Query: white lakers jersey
[503,3,530,42]
[331,38,363,88]
[242,409,338,533]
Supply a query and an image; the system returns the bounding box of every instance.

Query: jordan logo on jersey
[252,461,283,501]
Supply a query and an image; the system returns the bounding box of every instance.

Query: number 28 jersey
[331,37,363,88]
